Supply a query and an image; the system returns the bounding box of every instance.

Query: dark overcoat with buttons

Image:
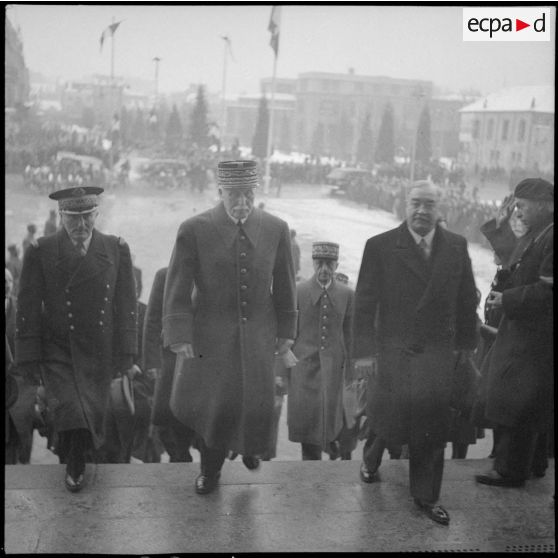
[482,220,553,429]
[287,277,354,449]
[162,202,297,455]
[14,228,137,449]
[353,222,478,446]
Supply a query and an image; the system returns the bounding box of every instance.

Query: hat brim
[59,206,98,215]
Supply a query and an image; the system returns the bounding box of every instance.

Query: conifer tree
[356,112,374,168]
[375,103,395,164]
[165,104,183,155]
[251,96,270,159]
[190,85,210,148]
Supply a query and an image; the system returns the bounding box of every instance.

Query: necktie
[418,238,429,260]
[75,241,87,257]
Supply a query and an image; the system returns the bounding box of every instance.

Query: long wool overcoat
[14,228,138,449]
[482,220,553,429]
[162,202,297,455]
[287,277,354,449]
[353,222,478,446]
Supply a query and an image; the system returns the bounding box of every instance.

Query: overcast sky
[7,4,556,97]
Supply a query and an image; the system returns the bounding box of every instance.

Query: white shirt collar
[225,210,251,225]
[316,278,332,290]
[407,223,435,247]
[72,235,92,251]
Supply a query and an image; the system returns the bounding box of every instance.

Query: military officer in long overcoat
[476,178,553,488]
[287,242,354,459]
[15,186,137,492]
[352,181,478,525]
[163,160,297,494]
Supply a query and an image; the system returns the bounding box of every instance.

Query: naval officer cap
[514,178,554,201]
[217,160,259,189]
[312,241,340,261]
[49,186,104,214]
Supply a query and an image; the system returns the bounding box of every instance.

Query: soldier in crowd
[286,242,354,460]
[43,209,58,236]
[22,223,38,256]
[147,267,197,462]
[6,244,23,297]
[14,186,137,492]
[476,178,554,488]
[162,160,297,494]
[352,180,478,525]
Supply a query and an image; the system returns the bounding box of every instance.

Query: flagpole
[263,53,277,196]
[220,37,229,154]
[109,17,116,170]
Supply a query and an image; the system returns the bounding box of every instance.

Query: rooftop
[460,85,554,114]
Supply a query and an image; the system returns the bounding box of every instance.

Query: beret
[514,178,553,201]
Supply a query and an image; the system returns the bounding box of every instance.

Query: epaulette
[30,239,39,248]
[118,237,127,246]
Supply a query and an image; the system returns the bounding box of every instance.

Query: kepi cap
[312,241,339,260]
[49,186,104,214]
[514,178,553,201]
[217,160,259,189]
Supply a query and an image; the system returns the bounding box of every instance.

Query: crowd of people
[5,157,553,526]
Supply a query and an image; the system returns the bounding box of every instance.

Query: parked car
[326,167,372,196]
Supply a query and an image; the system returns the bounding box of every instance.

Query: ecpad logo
[463,8,551,41]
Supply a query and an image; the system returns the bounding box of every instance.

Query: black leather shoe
[242,455,261,471]
[414,499,450,526]
[64,472,85,493]
[475,470,525,488]
[359,463,379,483]
[195,472,220,495]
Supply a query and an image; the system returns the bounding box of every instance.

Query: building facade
[458,86,554,177]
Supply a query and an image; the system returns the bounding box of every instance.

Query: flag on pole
[221,35,235,62]
[268,6,281,57]
[100,21,122,52]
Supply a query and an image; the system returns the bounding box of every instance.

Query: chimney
[348,67,355,75]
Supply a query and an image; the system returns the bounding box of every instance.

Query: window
[502,120,509,141]
[472,120,480,139]
[487,119,494,140]
[518,119,526,142]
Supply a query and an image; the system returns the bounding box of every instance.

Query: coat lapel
[416,227,459,311]
[66,229,113,288]
[393,223,430,284]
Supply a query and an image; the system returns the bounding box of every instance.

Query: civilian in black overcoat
[353,181,477,525]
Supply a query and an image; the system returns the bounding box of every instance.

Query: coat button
[104,297,109,301]
[66,301,71,306]
[240,252,247,258]
[240,235,246,241]
[322,326,327,330]
[241,301,247,306]
[69,325,75,331]
[99,321,103,326]
[68,313,73,318]
[322,305,328,309]
[106,284,110,289]
[241,317,247,323]
[65,289,70,294]
[320,346,325,350]
[240,285,247,291]
[100,310,105,314]
[321,335,326,340]
[240,268,247,274]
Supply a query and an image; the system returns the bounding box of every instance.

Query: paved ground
[5,459,554,553]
